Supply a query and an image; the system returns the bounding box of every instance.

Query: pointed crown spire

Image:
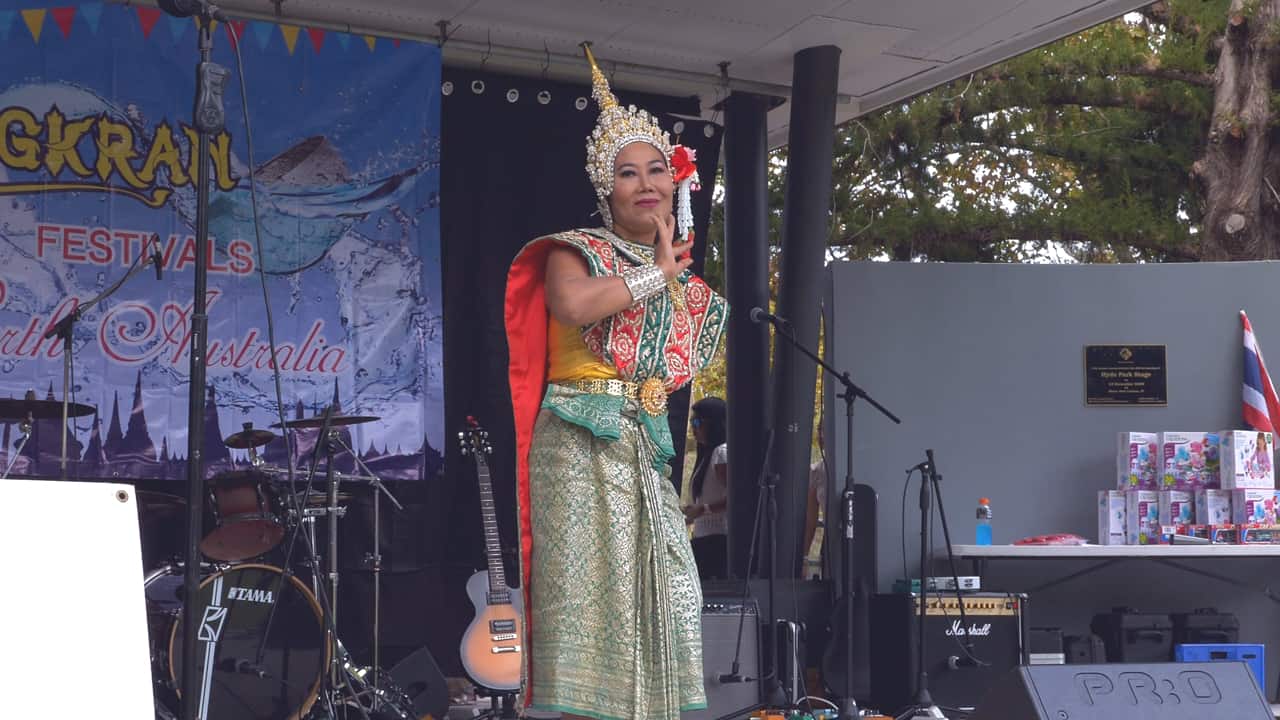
[582,42,676,227]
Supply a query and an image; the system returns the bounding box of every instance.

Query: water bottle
[975,497,993,545]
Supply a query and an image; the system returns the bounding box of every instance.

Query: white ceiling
[201,0,1151,147]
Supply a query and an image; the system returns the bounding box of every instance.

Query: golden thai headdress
[582,43,700,237]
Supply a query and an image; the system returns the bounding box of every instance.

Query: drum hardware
[140,405,404,719]
[273,414,381,430]
[255,406,402,719]
[145,562,327,720]
[224,421,277,469]
[0,391,95,480]
[0,393,95,420]
[200,469,286,563]
[335,432,403,713]
[0,406,33,480]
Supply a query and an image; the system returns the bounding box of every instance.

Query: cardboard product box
[1161,432,1221,490]
[1159,490,1194,526]
[1230,489,1279,525]
[1098,490,1126,545]
[1117,432,1159,489]
[1194,489,1232,527]
[1220,430,1275,489]
[1125,490,1161,545]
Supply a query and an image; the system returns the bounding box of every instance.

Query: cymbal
[0,396,95,420]
[224,427,276,449]
[272,414,379,429]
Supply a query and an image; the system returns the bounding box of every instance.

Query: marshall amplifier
[869,592,1026,713]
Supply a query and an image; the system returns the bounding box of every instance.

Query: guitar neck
[475,457,510,602]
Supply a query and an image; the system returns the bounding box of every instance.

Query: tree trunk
[1195,0,1280,259]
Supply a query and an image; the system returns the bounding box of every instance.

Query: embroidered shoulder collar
[593,227,655,265]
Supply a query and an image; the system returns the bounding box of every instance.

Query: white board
[0,479,153,718]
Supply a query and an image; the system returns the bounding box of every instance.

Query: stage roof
[206,0,1151,147]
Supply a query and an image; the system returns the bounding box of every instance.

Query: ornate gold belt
[565,377,668,415]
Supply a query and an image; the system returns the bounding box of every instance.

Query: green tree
[808,0,1280,263]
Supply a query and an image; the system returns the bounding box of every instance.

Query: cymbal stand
[320,426,342,692]
[1,412,33,480]
[332,433,404,713]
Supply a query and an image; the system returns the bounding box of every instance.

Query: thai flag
[1242,310,1280,433]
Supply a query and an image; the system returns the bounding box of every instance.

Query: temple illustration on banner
[0,372,441,482]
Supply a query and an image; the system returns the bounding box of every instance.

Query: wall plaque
[1085,345,1167,406]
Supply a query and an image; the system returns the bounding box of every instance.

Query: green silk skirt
[526,407,706,720]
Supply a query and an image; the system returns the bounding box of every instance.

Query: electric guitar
[458,418,524,692]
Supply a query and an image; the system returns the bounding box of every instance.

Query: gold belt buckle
[638,377,667,415]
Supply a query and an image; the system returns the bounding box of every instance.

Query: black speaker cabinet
[388,644,449,720]
[869,592,1026,713]
[683,597,761,720]
[970,662,1272,720]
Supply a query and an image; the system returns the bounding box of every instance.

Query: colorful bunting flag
[224,19,246,47]
[136,7,160,39]
[51,6,76,39]
[21,8,46,43]
[166,14,188,42]
[280,24,300,54]
[251,21,273,50]
[0,4,399,53]
[79,3,102,34]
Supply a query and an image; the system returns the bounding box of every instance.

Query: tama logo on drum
[227,587,274,603]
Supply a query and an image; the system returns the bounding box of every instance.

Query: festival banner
[0,2,443,481]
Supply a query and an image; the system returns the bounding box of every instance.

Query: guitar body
[460,569,524,692]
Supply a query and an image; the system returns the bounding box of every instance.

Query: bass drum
[145,563,329,720]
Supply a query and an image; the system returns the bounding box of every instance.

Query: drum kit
[0,394,414,720]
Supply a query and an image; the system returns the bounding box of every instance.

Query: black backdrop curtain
[338,66,723,677]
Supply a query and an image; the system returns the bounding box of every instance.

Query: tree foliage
[812,0,1243,263]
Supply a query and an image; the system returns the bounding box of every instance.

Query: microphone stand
[179,11,229,720]
[761,315,900,719]
[42,235,160,480]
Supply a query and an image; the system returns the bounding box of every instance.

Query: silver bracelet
[621,264,667,304]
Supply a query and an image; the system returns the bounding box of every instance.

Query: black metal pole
[915,466,934,707]
[838,388,859,718]
[181,14,226,720]
[723,91,774,579]
[771,45,841,576]
[763,318,899,715]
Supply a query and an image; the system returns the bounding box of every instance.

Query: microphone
[748,306,790,326]
[150,235,163,281]
[925,448,938,479]
[157,0,227,21]
[947,655,980,670]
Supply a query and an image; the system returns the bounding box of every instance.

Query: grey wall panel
[825,260,1280,699]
